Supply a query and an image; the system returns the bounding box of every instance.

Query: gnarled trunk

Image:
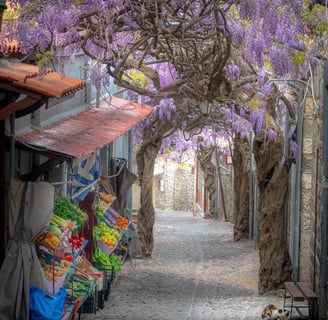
[232,136,250,241]
[197,145,215,219]
[253,95,292,294]
[136,138,162,257]
[257,162,291,294]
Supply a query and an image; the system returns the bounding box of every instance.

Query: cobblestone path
[84,210,284,320]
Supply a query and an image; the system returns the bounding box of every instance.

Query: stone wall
[309,71,323,294]
[152,159,235,220]
[132,159,195,214]
[131,148,235,219]
[287,67,323,300]
[284,74,322,291]
[299,96,318,284]
[309,120,321,292]
[154,161,194,212]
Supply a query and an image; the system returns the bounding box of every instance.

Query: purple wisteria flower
[258,70,267,88]
[159,99,176,121]
[290,140,299,158]
[255,104,266,135]
[238,0,257,20]
[286,124,296,139]
[225,63,241,81]
[269,47,289,77]
[267,129,278,142]
[250,110,259,128]
[231,22,244,47]
[239,106,246,118]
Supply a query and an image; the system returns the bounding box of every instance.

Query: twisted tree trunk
[253,94,292,294]
[197,145,215,219]
[136,138,162,257]
[232,136,250,241]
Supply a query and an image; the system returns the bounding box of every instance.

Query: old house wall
[299,95,319,284]
[154,161,195,212]
[308,70,323,293]
[152,158,234,220]
[293,66,322,296]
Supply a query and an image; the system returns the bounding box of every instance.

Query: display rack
[96,207,131,255]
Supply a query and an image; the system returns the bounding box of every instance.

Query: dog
[261,304,290,319]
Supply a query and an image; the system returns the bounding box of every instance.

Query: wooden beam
[0,96,41,120]
[0,120,5,266]
[22,158,61,181]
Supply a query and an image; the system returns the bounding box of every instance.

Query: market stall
[0,60,152,319]
[0,172,132,320]
[38,188,132,318]
[35,196,94,318]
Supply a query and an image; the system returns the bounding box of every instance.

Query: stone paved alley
[85,210,284,320]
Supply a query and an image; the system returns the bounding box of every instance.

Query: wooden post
[0,120,6,267]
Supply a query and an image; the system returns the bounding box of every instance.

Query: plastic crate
[103,286,110,301]
[94,263,114,281]
[94,263,115,299]
[81,292,97,314]
[97,289,105,309]
[105,267,116,300]
[103,272,111,301]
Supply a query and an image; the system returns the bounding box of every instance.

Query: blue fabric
[29,285,66,320]
[72,151,101,201]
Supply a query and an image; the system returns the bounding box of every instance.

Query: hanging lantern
[199,101,212,116]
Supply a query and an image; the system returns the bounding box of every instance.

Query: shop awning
[0,39,20,55]
[17,96,153,161]
[0,63,86,119]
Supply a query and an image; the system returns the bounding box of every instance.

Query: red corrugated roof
[17,96,153,160]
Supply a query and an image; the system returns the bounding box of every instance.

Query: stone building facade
[151,157,235,221]
[290,66,325,314]
[308,70,324,297]
[298,95,319,285]
[153,160,195,212]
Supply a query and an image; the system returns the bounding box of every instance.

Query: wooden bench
[283,282,318,319]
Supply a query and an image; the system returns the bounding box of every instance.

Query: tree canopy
[2,1,326,137]
[2,0,328,292]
